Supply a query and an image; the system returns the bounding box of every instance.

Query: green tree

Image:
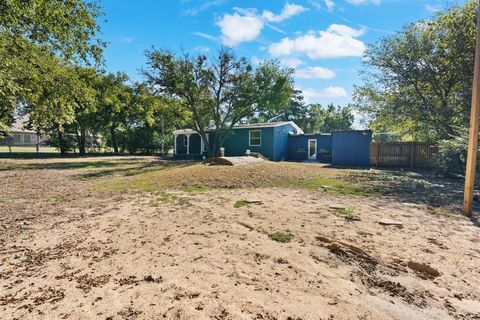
[1,0,104,62]
[306,104,354,133]
[96,73,132,153]
[0,0,104,135]
[24,59,97,154]
[124,83,190,155]
[353,0,476,141]
[144,48,294,157]
[252,89,307,125]
[70,67,100,155]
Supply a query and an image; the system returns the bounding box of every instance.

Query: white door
[308,139,317,160]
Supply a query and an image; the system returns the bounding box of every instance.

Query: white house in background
[2,117,47,148]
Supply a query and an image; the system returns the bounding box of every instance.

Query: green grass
[234,200,250,208]
[99,175,159,193]
[281,176,382,197]
[0,146,59,153]
[333,207,359,221]
[150,191,177,206]
[270,232,294,243]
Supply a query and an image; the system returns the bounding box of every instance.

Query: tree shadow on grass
[0,158,198,180]
[75,161,195,180]
[344,168,476,212]
[0,159,143,171]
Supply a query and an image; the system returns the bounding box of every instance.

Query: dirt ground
[1,157,479,320]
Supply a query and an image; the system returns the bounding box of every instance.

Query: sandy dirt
[1,157,479,320]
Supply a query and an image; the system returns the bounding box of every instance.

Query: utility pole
[463,1,480,216]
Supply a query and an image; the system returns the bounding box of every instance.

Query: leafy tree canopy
[1,0,104,62]
[144,48,294,156]
[0,0,104,135]
[353,0,476,141]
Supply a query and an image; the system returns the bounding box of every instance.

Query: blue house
[173,121,304,161]
[173,122,372,167]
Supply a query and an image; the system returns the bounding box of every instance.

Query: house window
[183,135,188,147]
[13,133,21,143]
[249,130,261,146]
[23,134,31,144]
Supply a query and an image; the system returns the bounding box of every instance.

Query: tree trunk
[161,118,165,156]
[110,124,118,153]
[75,128,87,156]
[58,130,67,155]
[79,128,86,156]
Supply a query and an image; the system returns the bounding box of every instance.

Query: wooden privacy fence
[370,142,438,168]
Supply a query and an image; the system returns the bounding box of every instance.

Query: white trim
[249,130,261,147]
[173,121,304,136]
[308,139,317,160]
[200,135,204,154]
[186,135,190,155]
[173,129,198,135]
[233,121,304,134]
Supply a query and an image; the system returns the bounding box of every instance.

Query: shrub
[434,127,480,181]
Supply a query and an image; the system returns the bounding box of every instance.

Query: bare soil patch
[1,157,479,319]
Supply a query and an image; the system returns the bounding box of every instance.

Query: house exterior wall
[331,130,372,167]
[221,127,275,159]
[10,132,45,146]
[272,123,297,161]
[287,134,332,162]
[173,124,372,167]
[175,133,204,155]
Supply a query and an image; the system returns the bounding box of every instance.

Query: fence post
[376,142,379,167]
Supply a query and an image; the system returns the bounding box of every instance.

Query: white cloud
[301,86,348,103]
[182,0,227,16]
[346,0,381,5]
[309,0,334,11]
[295,66,336,79]
[193,32,218,42]
[320,86,348,98]
[268,24,366,59]
[425,4,442,13]
[262,3,307,22]
[280,57,304,68]
[216,3,307,47]
[216,10,264,46]
[325,0,335,11]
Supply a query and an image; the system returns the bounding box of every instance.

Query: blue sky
[100,0,467,108]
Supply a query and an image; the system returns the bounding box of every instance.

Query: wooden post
[463,1,480,217]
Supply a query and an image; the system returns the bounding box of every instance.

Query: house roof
[173,128,199,135]
[173,121,304,135]
[11,117,36,134]
[232,121,304,134]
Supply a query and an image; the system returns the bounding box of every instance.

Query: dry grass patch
[99,161,381,197]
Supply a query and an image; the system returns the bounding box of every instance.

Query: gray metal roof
[174,121,304,135]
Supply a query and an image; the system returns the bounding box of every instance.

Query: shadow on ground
[344,169,478,212]
[75,161,195,180]
[0,158,197,180]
